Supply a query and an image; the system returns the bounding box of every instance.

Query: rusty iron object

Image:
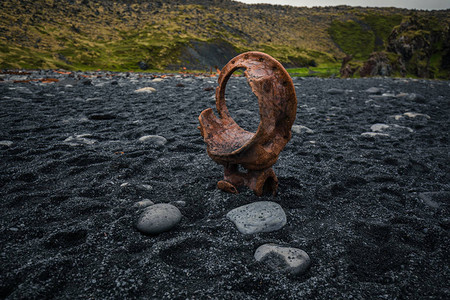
[198,51,297,196]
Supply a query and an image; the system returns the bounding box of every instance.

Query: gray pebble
[361,132,390,137]
[327,88,345,95]
[226,201,286,234]
[138,135,167,146]
[406,93,426,103]
[370,123,390,132]
[254,244,311,275]
[0,140,13,147]
[63,134,97,146]
[136,203,182,234]
[134,87,156,93]
[292,125,314,134]
[366,87,382,94]
[133,199,154,208]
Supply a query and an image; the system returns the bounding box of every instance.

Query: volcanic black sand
[1,70,449,299]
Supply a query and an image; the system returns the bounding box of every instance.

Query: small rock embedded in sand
[226,201,287,234]
[327,88,344,95]
[406,93,426,103]
[370,124,390,132]
[0,140,13,147]
[138,135,167,146]
[254,244,311,275]
[404,112,430,119]
[292,125,314,134]
[133,199,154,208]
[136,203,182,234]
[134,87,156,93]
[361,132,390,137]
[63,134,97,146]
[366,87,382,94]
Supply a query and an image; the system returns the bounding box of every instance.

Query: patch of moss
[328,19,375,59]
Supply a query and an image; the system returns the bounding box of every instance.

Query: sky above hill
[236,0,450,10]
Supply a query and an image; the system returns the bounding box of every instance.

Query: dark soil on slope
[0,70,449,299]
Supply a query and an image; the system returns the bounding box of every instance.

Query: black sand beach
[1,70,449,299]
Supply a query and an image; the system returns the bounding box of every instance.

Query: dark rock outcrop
[340,55,359,78]
[360,52,392,77]
[386,15,450,78]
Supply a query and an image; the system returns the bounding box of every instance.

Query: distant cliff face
[0,0,449,77]
[387,15,450,78]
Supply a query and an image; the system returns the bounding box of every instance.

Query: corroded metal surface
[198,51,297,196]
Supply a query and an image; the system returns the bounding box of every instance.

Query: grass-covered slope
[0,0,449,77]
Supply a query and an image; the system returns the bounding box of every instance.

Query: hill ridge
[1,0,449,77]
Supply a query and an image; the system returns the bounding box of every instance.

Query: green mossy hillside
[0,0,448,77]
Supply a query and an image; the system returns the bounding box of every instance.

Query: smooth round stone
[361,132,390,137]
[134,87,156,93]
[327,88,344,95]
[133,199,154,208]
[370,123,390,132]
[138,135,167,145]
[292,125,314,134]
[136,203,182,234]
[254,243,311,275]
[226,201,286,234]
[366,87,382,94]
[404,112,430,119]
[0,140,13,147]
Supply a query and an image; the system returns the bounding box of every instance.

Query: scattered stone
[370,123,413,134]
[135,87,156,93]
[133,199,154,208]
[370,124,390,132]
[152,78,164,82]
[176,83,185,87]
[327,88,344,95]
[291,125,314,134]
[81,79,92,85]
[361,132,390,137]
[0,140,13,147]
[395,92,408,98]
[85,97,103,102]
[404,112,430,119]
[120,182,129,187]
[141,184,153,190]
[138,135,167,146]
[254,244,311,275]
[365,87,382,94]
[381,93,395,98]
[172,200,186,207]
[136,203,182,234]
[204,86,214,91]
[63,134,96,146]
[226,201,287,234]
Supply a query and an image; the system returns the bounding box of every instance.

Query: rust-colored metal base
[217,164,278,196]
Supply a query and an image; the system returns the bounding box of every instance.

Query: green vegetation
[328,14,403,60]
[0,0,448,78]
[328,19,376,59]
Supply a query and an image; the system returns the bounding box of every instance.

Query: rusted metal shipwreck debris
[198,51,297,196]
